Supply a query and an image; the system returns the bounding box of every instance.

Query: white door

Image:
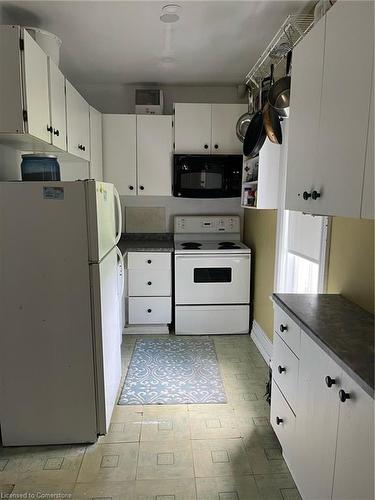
[174,103,212,153]
[294,331,341,500]
[332,371,374,500]
[315,0,374,217]
[90,247,122,434]
[211,104,247,154]
[22,29,50,143]
[285,17,325,212]
[86,180,122,262]
[89,106,103,181]
[102,114,137,195]
[48,57,67,150]
[66,80,90,160]
[175,254,250,305]
[361,73,374,220]
[137,115,173,195]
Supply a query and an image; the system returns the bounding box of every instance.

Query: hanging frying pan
[263,65,283,145]
[236,87,255,143]
[268,50,292,118]
[243,79,267,158]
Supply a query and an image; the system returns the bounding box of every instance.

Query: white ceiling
[0,1,310,86]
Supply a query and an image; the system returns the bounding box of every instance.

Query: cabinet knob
[53,129,59,136]
[204,144,209,149]
[278,365,286,374]
[303,191,312,200]
[276,416,283,425]
[339,389,351,403]
[147,259,152,264]
[280,324,288,333]
[311,190,321,200]
[140,185,144,191]
[147,308,152,313]
[82,145,86,151]
[128,185,134,191]
[47,125,53,133]
[325,376,336,388]
[147,281,152,286]
[214,144,219,149]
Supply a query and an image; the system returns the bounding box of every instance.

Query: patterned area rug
[118,337,227,405]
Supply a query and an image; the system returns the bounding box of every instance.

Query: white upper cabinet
[137,115,173,196]
[332,371,374,500]
[48,58,67,150]
[211,104,247,154]
[174,103,212,153]
[285,17,325,213]
[361,74,374,220]
[23,30,50,143]
[315,0,374,218]
[66,81,90,161]
[102,114,137,195]
[89,106,103,181]
[285,0,374,218]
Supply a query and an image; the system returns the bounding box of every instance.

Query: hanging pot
[263,64,283,145]
[243,79,267,158]
[236,87,255,143]
[268,50,292,118]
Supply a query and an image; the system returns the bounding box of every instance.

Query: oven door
[175,254,250,305]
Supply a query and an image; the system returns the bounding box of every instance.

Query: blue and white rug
[118,337,227,405]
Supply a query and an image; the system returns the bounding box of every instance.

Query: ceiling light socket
[160,4,182,23]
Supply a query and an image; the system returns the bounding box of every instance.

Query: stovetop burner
[218,241,241,249]
[181,242,202,249]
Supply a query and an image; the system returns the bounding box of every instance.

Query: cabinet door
[285,17,325,212]
[66,81,90,161]
[102,114,137,195]
[174,103,211,153]
[332,372,374,500]
[361,73,374,220]
[315,1,374,217]
[137,115,172,195]
[211,104,247,154]
[48,58,66,150]
[89,107,103,181]
[294,331,340,500]
[22,30,50,143]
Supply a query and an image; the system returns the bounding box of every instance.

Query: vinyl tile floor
[0,334,301,500]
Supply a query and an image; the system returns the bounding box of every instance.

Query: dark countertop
[273,293,374,398]
[118,233,174,255]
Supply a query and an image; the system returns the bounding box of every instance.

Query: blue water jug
[21,154,61,181]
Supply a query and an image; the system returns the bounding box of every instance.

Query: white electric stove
[174,215,251,335]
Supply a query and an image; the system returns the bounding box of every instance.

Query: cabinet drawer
[128,269,171,296]
[128,297,171,324]
[271,379,296,457]
[272,332,299,412]
[274,304,301,357]
[127,252,171,270]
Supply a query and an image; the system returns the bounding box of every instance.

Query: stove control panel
[174,216,240,233]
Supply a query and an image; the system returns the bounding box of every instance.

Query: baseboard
[251,320,273,366]
[124,324,170,335]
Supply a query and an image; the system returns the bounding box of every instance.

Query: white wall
[76,83,245,114]
[0,145,22,180]
[120,195,243,234]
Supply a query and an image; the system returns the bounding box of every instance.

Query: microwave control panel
[174,216,240,234]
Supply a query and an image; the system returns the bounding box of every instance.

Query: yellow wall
[243,209,277,340]
[327,217,374,314]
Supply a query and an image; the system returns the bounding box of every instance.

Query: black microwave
[173,154,242,198]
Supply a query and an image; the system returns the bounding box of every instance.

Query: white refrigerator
[0,180,124,446]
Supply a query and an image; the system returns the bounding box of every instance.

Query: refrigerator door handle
[114,186,122,245]
[116,246,125,297]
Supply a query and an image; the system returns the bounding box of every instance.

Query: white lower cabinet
[332,371,374,500]
[126,252,172,326]
[271,307,374,500]
[272,333,299,412]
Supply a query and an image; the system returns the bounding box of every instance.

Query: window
[275,210,330,294]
